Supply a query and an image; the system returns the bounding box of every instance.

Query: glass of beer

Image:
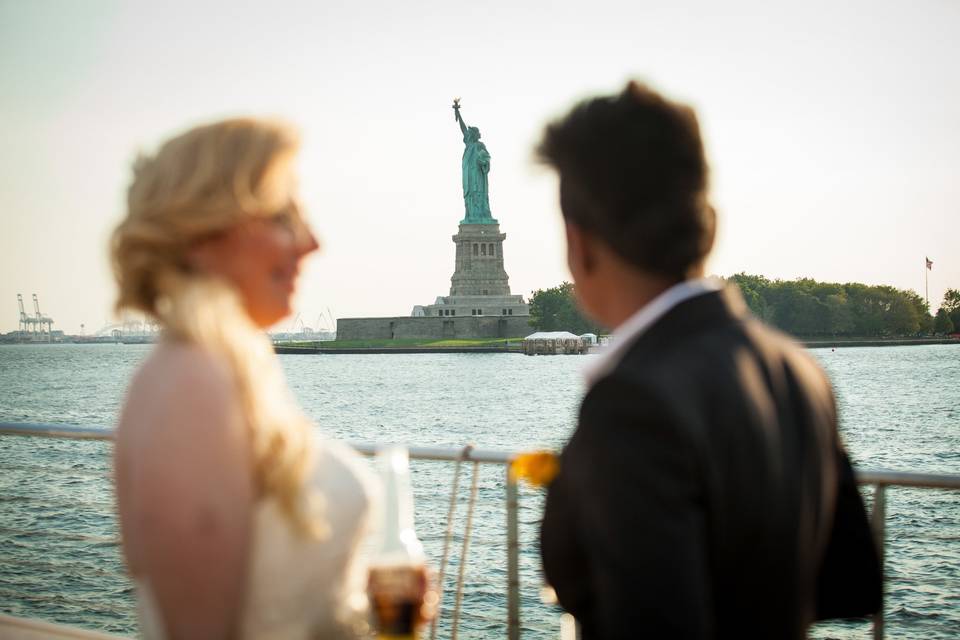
[369,447,435,639]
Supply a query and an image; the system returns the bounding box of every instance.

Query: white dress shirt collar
[582,277,725,387]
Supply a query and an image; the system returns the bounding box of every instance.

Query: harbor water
[0,343,957,638]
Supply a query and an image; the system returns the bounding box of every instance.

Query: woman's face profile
[189,203,319,328]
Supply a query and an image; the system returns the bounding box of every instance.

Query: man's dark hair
[537,81,716,279]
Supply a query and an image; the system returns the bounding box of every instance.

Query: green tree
[534,275,945,338]
[528,282,604,335]
[774,283,828,335]
[934,308,955,335]
[941,288,960,329]
[729,274,936,337]
[845,283,886,336]
[728,273,772,320]
[943,289,960,310]
[824,293,854,335]
[902,289,933,334]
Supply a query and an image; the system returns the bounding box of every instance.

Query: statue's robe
[462,140,491,220]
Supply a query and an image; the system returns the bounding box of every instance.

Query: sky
[1,0,958,335]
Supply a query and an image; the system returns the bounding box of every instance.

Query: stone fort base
[337,315,532,341]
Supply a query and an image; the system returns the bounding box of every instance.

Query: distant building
[337,219,531,340]
[415,223,529,320]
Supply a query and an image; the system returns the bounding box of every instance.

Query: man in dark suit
[538,82,881,639]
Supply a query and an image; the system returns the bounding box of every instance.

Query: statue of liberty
[453,98,495,224]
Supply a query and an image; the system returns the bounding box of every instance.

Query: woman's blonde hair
[111,118,326,537]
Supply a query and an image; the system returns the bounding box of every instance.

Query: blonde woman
[112,119,375,639]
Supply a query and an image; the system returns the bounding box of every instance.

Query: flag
[926,257,933,270]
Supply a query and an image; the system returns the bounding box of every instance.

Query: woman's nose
[299,229,320,256]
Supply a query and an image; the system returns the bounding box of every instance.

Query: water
[0,343,957,638]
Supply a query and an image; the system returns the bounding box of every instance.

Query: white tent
[524,331,580,340]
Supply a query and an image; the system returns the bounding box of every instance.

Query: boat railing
[1,421,959,640]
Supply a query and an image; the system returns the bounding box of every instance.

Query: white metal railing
[1,422,959,640]
[0,422,522,640]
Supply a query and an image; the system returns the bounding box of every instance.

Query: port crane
[15,294,54,342]
[17,294,37,337]
[32,294,54,341]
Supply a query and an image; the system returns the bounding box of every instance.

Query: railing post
[506,467,520,640]
[429,448,468,640]
[451,462,481,640]
[871,484,887,640]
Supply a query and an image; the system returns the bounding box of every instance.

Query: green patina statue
[453,98,496,224]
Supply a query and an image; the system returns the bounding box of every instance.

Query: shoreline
[1,338,956,351]
[274,345,521,354]
[801,338,959,349]
[274,338,959,354]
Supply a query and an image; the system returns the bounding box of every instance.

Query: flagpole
[925,257,929,310]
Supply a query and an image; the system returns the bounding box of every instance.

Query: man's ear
[565,220,596,279]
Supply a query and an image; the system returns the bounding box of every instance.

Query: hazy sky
[2,0,957,334]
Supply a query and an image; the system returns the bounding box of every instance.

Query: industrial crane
[17,294,37,340]
[31,294,54,342]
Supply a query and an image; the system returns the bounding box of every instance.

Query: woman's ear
[185,238,217,274]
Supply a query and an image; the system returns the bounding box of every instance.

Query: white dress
[135,437,378,639]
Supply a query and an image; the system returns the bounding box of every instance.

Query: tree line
[729,274,959,337]
[529,277,960,338]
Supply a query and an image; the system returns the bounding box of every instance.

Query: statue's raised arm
[453,98,467,136]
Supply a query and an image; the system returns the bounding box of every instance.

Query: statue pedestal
[450,223,510,297]
[416,222,529,320]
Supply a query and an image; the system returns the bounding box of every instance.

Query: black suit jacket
[541,286,881,639]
